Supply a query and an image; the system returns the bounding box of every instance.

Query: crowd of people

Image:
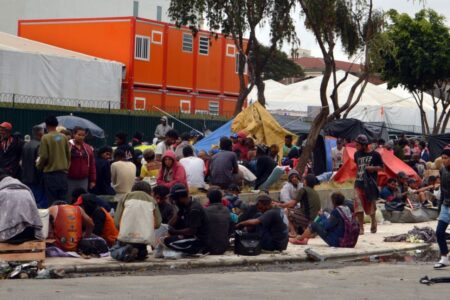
[0,116,449,270]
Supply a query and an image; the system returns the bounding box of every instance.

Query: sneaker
[433,256,449,269]
[153,244,164,259]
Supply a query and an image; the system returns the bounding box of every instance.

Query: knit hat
[288,169,300,181]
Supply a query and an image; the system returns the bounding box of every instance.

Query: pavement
[43,220,438,275]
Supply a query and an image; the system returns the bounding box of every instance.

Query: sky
[257,0,450,62]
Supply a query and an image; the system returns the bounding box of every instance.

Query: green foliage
[380,9,450,92]
[259,46,304,81]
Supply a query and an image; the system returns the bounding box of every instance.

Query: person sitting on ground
[406,178,435,207]
[156,150,188,190]
[410,153,426,177]
[175,132,195,161]
[380,178,406,211]
[139,149,161,181]
[290,192,355,247]
[205,188,231,255]
[279,170,303,203]
[115,132,135,162]
[282,135,297,158]
[223,184,243,213]
[254,144,277,190]
[153,185,175,224]
[236,194,289,251]
[71,188,112,212]
[179,146,206,189]
[269,144,280,163]
[276,174,321,237]
[74,194,118,247]
[155,129,178,162]
[209,137,240,189]
[90,146,116,197]
[197,150,211,180]
[111,149,136,203]
[162,184,209,255]
[0,169,44,243]
[48,201,94,251]
[111,181,162,261]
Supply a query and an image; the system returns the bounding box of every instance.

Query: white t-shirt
[179,156,205,188]
[331,147,344,170]
[155,141,168,156]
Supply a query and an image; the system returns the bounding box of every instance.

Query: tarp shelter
[332,146,421,186]
[194,120,233,153]
[272,114,311,135]
[232,102,297,158]
[0,32,123,108]
[428,133,450,161]
[323,118,389,143]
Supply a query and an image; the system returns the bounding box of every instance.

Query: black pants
[43,171,68,205]
[6,227,36,244]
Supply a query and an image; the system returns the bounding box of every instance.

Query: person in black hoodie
[254,144,277,190]
[0,122,24,179]
[90,146,116,197]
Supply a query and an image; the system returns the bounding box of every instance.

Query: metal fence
[0,97,229,147]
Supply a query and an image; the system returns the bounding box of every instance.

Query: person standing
[21,126,47,208]
[90,146,116,197]
[67,127,96,200]
[111,149,136,203]
[434,147,450,269]
[36,116,71,205]
[155,129,178,161]
[353,134,383,235]
[331,138,345,171]
[0,121,24,178]
[154,116,172,143]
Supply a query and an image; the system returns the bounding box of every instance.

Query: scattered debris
[384,226,436,243]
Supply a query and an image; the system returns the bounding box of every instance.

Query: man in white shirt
[331,138,345,171]
[154,116,172,142]
[280,169,302,203]
[111,149,136,203]
[155,129,178,161]
[179,146,205,189]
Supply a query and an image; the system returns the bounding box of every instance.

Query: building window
[180,100,191,113]
[209,101,219,115]
[199,36,209,55]
[235,53,247,74]
[226,44,236,57]
[134,97,146,110]
[156,5,162,21]
[152,31,163,44]
[135,35,150,61]
[182,33,193,52]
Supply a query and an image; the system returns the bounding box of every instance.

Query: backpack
[234,230,261,256]
[336,206,359,248]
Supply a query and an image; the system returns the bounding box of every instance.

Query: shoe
[153,244,164,259]
[289,238,308,245]
[434,257,449,269]
[370,223,377,234]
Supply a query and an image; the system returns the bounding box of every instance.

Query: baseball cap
[237,131,247,139]
[355,134,369,145]
[169,183,188,199]
[0,122,12,130]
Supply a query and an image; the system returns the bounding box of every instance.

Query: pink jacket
[156,150,188,189]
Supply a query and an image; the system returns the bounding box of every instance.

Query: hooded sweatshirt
[0,176,44,241]
[68,141,96,182]
[156,150,188,189]
[280,169,303,202]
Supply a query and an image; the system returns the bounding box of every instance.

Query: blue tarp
[324,137,337,172]
[195,119,233,153]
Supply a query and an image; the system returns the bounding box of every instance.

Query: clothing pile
[384,226,436,243]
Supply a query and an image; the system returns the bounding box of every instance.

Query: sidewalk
[44,221,438,275]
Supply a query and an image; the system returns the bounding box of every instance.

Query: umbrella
[38,115,105,139]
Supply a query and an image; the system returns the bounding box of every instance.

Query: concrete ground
[43,221,438,274]
[1,263,448,300]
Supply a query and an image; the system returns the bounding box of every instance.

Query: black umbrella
[39,115,105,138]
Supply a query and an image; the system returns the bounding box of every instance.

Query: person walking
[36,116,71,204]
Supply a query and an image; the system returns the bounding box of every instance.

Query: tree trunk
[256,77,266,107]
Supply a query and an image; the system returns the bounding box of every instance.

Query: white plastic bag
[38,209,49,239]
[118,199,155,245]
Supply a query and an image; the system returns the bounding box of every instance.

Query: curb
[45,243,432,275]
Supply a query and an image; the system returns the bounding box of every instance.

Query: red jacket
[156,150,188,189]
[68,142,96,183]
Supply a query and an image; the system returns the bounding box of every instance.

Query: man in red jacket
[67,127,96,200]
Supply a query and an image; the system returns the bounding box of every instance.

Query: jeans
[27,183,49,209]
[110,242,148,261]
[258,167,285,191]
[43,171,68,205]
[436,220,449,256]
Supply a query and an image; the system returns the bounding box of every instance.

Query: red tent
[332,146,421,186]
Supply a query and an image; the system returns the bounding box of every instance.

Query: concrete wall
[0,0,171,34]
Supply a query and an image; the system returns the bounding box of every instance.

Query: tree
[259,46,304,81]
[379,9,450,134]
[168,0,298,115]
[294,0,384,173]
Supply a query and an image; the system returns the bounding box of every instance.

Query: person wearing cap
[279,169,303,203]
[162,183,209,255]
[0,121,24,179]
[331,138,345,171]
[91,146,116,197]
[232,131,250,161]
[434,147,450,268]
[353,134,383,234]
[154,116,172,143]
[236,194,289,251]
[37,116,71,204]
[21,125,47,208]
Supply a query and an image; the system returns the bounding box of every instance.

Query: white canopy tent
[250,71,439,133]
[0,32,123,109]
